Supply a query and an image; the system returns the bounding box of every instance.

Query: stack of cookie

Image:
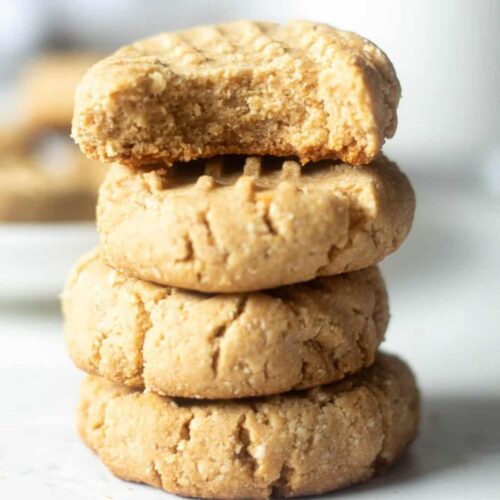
[63,21,419,499]
[1,53,103,222]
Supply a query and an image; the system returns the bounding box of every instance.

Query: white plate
[0,222,98,302]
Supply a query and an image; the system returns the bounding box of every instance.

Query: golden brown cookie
[78,353,419,499]
[63,249,388,399]
[72,20,400,166]
[20,52,100,129]
[0,129,104,222]
[97,155,414,292]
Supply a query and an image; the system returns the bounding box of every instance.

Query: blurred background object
[0,126,103,223]
[0,50,104,301]
[19,52,101,130]
[0,1,499,497]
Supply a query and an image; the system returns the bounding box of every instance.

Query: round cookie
[72,21,400,166]
[63,249,388,399]
[78,353,420,499]
[97,155,414,292]
[0,129,104,222]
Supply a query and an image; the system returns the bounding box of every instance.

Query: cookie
[78,353,419,499]
[0,129,104,222]
[20,52,100,129]
[63,249,388,399]
[97,155,414,292]
[72,20,400,166]
[0,125,27,153]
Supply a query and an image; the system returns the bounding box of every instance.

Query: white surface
[0,177,499,499]
[0,222,98,301]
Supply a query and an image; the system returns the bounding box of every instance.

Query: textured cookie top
[63,249,388,398]
[98,155,415,292]
[72,20,400,166]
[78,353,419,499]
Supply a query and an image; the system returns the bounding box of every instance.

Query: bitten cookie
[97,155,415,293]
[63,249,388,399]
[72,20,400,166]
[78,353,419,499]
